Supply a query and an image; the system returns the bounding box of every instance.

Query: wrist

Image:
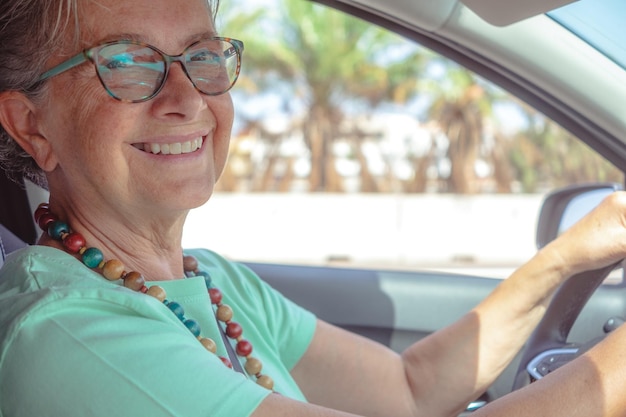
[529,242,572,286]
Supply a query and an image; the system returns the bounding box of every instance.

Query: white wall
[183,193,545,278]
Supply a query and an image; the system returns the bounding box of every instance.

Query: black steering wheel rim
[512,262,620,390]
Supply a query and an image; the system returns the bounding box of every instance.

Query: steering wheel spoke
[512,261,621,390]
[526,347,580,381]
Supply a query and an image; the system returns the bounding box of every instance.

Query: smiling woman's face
[36,0,233,218]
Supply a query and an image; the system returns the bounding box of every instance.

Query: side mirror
[536,183,623,250]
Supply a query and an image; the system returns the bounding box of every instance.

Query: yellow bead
[200,337,217,354]
[146,285,167,302]
[245,357,263,375]
[102,259,125,281]
[256,374,274,390]
[216,304,233,322]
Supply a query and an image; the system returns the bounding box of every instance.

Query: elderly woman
[1,0,626,416]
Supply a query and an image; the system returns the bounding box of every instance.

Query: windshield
[548,0,626,69]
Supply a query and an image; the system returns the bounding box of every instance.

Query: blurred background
[183,0,622,277]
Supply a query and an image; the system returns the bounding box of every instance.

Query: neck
[41,199,189,281]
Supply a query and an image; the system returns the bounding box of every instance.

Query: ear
[0,91,58,172]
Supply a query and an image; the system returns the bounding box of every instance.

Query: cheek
[41,79,134,171]
[214,93,235,129]
[63,80,113,133]
[211,95,234,171]
[44,75,109,135]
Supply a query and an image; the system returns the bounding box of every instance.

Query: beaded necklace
[34,202,274,391]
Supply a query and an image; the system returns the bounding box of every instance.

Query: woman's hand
[544,191,626,277]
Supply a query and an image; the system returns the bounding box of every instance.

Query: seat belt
[215,317,246,375]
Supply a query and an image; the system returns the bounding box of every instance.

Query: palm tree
[508,105,622,192]
[220,0,426,192]
[424,62,496,194]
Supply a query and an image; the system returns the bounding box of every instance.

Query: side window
[183,0,623,278]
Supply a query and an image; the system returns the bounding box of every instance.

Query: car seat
[0,223,28,268]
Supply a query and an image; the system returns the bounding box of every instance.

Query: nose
[150,62,205,119]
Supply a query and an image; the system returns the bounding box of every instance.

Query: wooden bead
[226,322,243,338]
[245,357,263,375]
[63,232,86,253]
[216,304,233,322]
[34,204,50,222]
[123,271,146,291]
[209,288,222,304]
[200,337,217,354]
[220,356,233,368]
[256,374,274,390]
[47,220,69,240]
[183,319,201,337]
[236,340,253,356]
[182,255,198,272]
[37,212,56,231]
[102,259,125,281]
[146,285,167,302]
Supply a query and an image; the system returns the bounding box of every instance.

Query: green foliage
[217,0,623,194]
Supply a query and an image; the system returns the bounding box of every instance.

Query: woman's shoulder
[0,245,105,292]
[0,245,154,350]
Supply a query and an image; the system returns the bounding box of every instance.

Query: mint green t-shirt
[0,246,317,417]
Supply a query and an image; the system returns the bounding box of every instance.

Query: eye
[224,47,237,58]
[189,50,221,63]
[103,54,133,70]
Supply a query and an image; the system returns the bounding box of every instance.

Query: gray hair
[0,0,219,189]
[0,0,79,188]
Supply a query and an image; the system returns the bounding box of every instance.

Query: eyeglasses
[37,37,244,103]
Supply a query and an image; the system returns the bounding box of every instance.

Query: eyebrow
[96,31,219,49]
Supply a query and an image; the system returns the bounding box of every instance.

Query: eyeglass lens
[93,39,239,102]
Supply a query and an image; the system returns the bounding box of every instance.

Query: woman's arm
[270,192,626,417]
[472,322,626,417]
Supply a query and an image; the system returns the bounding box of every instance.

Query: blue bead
[184,319,201,337]
[48,220,69,240]
[197,271,212,288]
[167,301,185,320]
[82,247,104,268]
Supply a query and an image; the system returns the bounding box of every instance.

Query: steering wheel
[512,262,621,390]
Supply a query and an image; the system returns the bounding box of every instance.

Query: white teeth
[170,143,181,155]
[139,138,203,155]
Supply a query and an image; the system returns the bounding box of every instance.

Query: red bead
[226,322,243,338]
[33,204,50,222]
[37,212,56,231]
[209,288,222,304]
[220,356,233,368]
[63,232,86,253]
[236,340,253,356]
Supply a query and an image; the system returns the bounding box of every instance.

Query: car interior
[2,0,626,415]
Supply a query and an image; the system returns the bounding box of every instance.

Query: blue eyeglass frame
[37,36,244,103]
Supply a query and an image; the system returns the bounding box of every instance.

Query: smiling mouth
[133,137,204,155]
